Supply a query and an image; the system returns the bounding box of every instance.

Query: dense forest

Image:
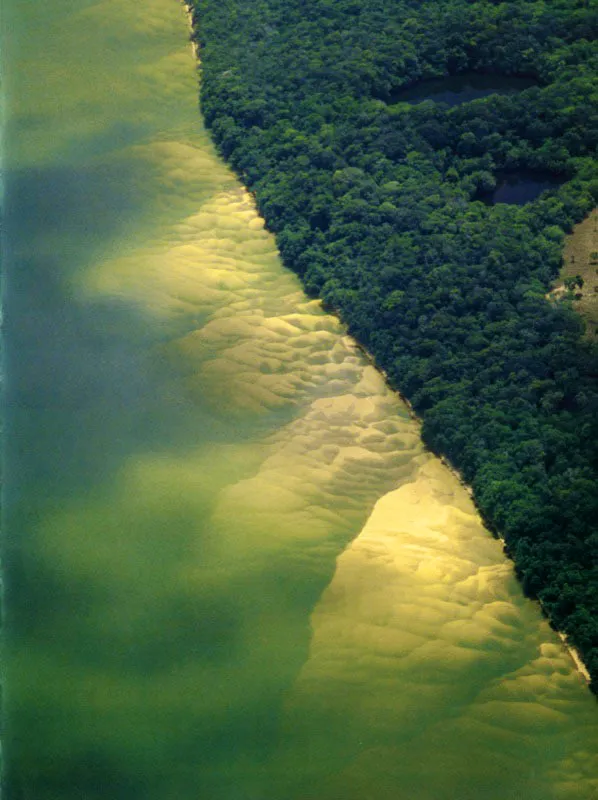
[188,0,598,690]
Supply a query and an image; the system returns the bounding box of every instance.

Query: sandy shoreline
[182,1,199,57]
[354,347,592,686]
[557,631,592,682]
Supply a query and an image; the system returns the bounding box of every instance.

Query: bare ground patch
[548,208,598,339]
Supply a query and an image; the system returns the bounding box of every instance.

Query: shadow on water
[388,73,537,106]
[1,152,255,800]
[2,159,231,503]
[2,72,301,798]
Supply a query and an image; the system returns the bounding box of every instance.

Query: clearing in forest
[551,208,598,339]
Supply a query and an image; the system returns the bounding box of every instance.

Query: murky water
[478,170,566,205]
[390,73,536,106]
[2,2,597,799]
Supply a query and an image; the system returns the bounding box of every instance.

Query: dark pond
[478,171,566,205]
[390,73,537,106]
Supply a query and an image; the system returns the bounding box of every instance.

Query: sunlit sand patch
[280,459,598,797]
[205,389,425,572]
[84,147,408,416]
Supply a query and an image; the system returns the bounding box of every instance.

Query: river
[2,2,597,799]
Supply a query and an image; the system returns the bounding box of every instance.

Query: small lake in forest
[478,171,566,205]
[390,73,537,106]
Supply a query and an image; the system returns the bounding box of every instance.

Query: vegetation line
[274,279,592,685]
[189,0,598,692]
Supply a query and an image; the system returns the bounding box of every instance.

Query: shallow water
[2,2,597,799]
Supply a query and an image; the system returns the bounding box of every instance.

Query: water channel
[2,2,598,799]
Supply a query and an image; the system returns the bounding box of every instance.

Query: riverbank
[344,329,591,688]
[188,0,598,693]
[187,0,596,692]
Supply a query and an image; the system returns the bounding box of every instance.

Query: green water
[2,2,597,798]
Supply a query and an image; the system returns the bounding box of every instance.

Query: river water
[2,2,597,799]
